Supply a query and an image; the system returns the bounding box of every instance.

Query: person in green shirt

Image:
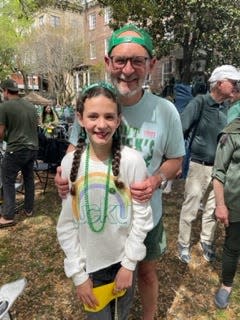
[178,65,240,264]
[212,111,240,309]
[0,79,39,227]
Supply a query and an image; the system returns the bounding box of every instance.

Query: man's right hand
[54,166,69,198]
[215,204,229,227]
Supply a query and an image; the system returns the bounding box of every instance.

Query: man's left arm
[130,157,183,202]
[131,100,185,202]
[153,157,183,187]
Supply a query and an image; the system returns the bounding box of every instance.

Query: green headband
[108,24,154,57]
[82,81,117,96]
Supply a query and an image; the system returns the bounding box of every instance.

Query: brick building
[11,0,176,99]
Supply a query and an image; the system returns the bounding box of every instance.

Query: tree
[20,25,84,104]
[0,0,83,83]
[0,0,34,79]
[97,0,240,83]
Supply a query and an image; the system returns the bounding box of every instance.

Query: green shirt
[227,100,240,124]
[181,93,227,163]
[0,97,39,152]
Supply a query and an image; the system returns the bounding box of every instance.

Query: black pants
[86,263,136,320]
[222,222,240,287]
[2,149,38,219]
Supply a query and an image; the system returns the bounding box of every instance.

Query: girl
[40,104,59,137]
[56,82,153,320]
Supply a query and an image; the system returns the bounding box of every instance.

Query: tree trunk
[21,71,29,93]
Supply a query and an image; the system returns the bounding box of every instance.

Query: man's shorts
[143,217,167,261]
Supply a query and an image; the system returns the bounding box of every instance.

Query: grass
[1,178,240,319]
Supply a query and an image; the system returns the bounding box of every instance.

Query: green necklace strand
[84,144,112,233]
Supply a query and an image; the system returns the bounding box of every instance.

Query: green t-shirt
[0,97,39,152]
[227,100,240,124]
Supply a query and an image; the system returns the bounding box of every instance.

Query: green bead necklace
[84,144,112,233]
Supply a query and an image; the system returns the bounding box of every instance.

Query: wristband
[159,172,168,190]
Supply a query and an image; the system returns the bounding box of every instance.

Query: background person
[0,79,39,227]
[55,24,185,319]
[178,65,240,264]
[57,82,153,320]
[212,111,240,309]
[163,81,194,193]
[40,104,59,138]
[227,90,240,124]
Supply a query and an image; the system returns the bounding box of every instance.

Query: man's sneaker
[24,210,33,217]
[200,241,216,262]
[214,287,231,309]
[178,244,190,264]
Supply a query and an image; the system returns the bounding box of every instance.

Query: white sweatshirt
[57,146,153,286]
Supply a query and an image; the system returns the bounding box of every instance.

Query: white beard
[111,74,147,98]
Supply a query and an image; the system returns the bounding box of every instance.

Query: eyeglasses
[236,81,240,92]
[109,56,150,69]
[222,79,240,92]
[222,79,238,86]
[231,80,240,91]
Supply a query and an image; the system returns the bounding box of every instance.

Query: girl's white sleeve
[121,150,154,271]
[56,154,88,286]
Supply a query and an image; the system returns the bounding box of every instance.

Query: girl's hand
[113,266,133,293]
[76,278,99,309]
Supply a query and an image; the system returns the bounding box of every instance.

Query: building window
[104,7,112,25]
[50,15,60,27]
[90,42,96,59]
[104,38,109,55]
[162,60,174,85]
[88,12,96,30]
[39,15,44,26]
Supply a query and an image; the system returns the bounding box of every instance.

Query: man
[0,79,39,227]
[227,88,240,123]
[55,24,185,319]
[178,65,240,264]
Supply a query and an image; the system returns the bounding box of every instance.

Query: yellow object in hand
[84,282,126,312]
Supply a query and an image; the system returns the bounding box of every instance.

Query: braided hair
[70,82,125,195]
[111,126,124,189]
[70,130,86,196]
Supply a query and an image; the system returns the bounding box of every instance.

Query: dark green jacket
[212,118,240,222]
[181,93,227,164]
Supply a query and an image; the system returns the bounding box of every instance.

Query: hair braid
[112,129,125,189]
[70,137,86,195]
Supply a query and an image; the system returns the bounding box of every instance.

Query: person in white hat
[178,65,240,264]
